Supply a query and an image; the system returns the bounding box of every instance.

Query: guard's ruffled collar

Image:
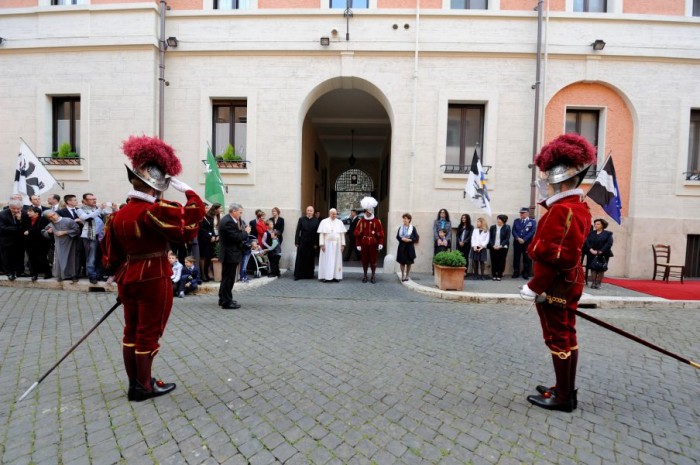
[127,190,157,204]
[544,188,584,208]
[363,213,375,220]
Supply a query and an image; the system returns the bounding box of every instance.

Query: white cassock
[317,217,346,281]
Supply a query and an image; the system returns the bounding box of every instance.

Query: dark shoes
[128,378,176,402]
[71,276,79,283]
[527,392,574,412]
[370,276,376,284]
[31,275,38,282]
[512,273,520,279]
[89,278,98,284]
[362,276,368,283]
[221,302,241,309]
[8,274,16,281]
[536,385,578,410]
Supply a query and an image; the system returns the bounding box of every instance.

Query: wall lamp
[0,37,5,45]
[166,36,178,48]
[320,36,330,46]
[591,39,606,51]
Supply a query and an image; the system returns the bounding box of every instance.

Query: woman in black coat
[271,207,285,244]
[584,218,614,289]
[198,203,221,281]
[456,214,473,275]
[487,214,511,280]
[396,213,419,282]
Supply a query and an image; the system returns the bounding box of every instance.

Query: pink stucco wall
[500,0,565,11]
[92,0,156,4]
[623,0,685,16]
[259,0,320,7]
[377,0,441,8]
[544,82,633,219]
[0,0,37,7]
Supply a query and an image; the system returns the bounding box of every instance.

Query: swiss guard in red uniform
[519,134,596,412]
[103,135,205,401]
[354,196,384,283]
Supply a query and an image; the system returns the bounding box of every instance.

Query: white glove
[378,244,383,251]
[356,246,361,251]
[520,284,538,301]
[169,178,192,193]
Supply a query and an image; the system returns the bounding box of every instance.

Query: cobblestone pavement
[1,275,699,465]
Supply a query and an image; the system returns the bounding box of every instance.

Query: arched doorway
[299,78,392,252]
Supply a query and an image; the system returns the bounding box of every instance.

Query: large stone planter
[434,264,466,291]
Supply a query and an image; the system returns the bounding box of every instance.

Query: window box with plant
[433,250,467,291]
[43,142,81,166]
[216,144,247,169]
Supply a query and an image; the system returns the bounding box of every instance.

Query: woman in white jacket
[470,217,490,280]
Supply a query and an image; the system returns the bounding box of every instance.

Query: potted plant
[217,144,246,168]
[50,142,80,165]
[433,250,467,291]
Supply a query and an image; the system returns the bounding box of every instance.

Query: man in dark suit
[0,200,28,280]
[343,209,361,261]
[218,202,251,309]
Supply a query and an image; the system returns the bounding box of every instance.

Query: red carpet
[604,277,700,300]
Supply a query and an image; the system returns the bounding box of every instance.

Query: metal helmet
[535,133,597,188]
[122,135,182,192]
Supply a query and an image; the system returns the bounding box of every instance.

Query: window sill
[219,167,250,175]
[683,180,700,187]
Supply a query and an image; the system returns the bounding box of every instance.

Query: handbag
[591,254,608,271]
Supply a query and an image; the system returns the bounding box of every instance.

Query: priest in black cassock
[293,205,319,280]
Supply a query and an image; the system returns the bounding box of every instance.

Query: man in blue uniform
[511,207,536,279]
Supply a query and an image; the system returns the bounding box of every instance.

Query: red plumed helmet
[535,133,597,185]
[122,135,182,192]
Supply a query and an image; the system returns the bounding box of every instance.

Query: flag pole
[18,137,65,190]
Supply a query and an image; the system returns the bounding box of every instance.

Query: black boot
[131,353,176,401]
[528,355,573,412]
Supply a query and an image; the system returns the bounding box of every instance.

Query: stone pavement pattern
[0,275,699,465]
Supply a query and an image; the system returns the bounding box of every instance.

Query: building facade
[1,0,699,277]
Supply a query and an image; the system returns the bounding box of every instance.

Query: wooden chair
[651,244,685,284]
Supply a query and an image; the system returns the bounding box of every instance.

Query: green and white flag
[204,147,225,206]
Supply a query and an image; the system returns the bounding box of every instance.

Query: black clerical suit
[294,215,319,279]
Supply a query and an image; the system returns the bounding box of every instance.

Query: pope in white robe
[317,209,346,281]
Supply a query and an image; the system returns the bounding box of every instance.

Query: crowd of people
[1,192,613,292]
[424,206,612,289]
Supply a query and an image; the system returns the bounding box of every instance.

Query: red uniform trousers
[120,276,173,356]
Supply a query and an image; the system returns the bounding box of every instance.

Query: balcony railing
[440,164,492,175]
[684,171,700,181]
[39,156,82,166]
[202,159,251,169]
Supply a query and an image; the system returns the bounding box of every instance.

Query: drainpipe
[158,0,167,139]
[408,1,420,213]
[529,0,543,213]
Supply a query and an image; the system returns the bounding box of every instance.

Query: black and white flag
[464,149,492,216]
[587,156,622,224]
[13,141,57,197]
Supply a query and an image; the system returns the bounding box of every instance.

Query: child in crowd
[168,251,185,297]
[262,229,282,277]
[251,240,269,267]
[181,256,202,295]
[434,229,451,254]
[432,229,451,275]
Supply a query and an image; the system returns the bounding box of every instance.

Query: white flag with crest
[13,140,57,197]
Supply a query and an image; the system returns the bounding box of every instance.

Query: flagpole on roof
[18,137,64,190]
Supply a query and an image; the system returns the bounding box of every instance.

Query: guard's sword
[18,298,122,402]
[574,309,700,369]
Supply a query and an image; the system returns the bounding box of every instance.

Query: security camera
[331,28,338,35]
